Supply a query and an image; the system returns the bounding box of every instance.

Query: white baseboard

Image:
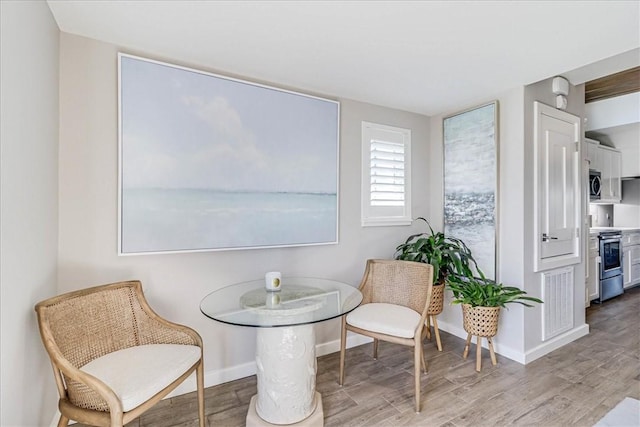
[437,319,527,363]
[167,332,372,398]
[523,323,589,363]
[317,333,373,357]
[50,412,61,427]
[437,320,590,365]
[166,359,256,399]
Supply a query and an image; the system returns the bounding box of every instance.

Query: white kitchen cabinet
[622,231,640,289]
[607,149,621,201]
[586,139,600,171]
[587,236,600,304]
[589,141,621,203]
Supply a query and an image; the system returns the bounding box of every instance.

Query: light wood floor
[89,286,640,426]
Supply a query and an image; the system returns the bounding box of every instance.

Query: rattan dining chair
[35,280,205,427]
[339,259,434,413]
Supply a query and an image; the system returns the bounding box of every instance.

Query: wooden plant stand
[425,282,445,351]
[461,304,500,372]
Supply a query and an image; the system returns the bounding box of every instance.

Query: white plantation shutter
[362,122,411,226]
[370,140,405,206]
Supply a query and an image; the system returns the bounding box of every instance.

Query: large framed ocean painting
[443,102,498,279]
[118,54,339,255]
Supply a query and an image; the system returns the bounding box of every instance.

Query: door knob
[542,233,558,242]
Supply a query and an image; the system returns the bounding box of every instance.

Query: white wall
[58,33,431,388]
[0,1,60,425]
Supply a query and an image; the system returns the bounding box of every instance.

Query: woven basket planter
[461,304,500,338]
[427,282,445,316]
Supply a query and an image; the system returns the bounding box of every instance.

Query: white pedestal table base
[252,324,323,425]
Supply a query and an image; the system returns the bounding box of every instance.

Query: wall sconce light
[552,76,569,110]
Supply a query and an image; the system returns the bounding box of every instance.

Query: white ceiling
[46,1,640,116]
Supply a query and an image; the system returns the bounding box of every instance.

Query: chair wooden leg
[109,412,124,427]
[57,414,70,427]
[414,343,421,413]
[475,336,482,372]
[463,333,472,359]
[432,316,442,352]
[425,317,432,340]
[197,360,205,427]
[421,348,428,373]
[339,316,347,385]
[373,338,378,359]
[487,337,497,366]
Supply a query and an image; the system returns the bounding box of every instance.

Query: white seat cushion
[346,303,420,338]
[81,343,200,412]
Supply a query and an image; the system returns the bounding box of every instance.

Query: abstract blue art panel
[118,54,339,254]
[443,102,498,279]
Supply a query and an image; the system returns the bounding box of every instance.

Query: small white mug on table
[265,271,282,292]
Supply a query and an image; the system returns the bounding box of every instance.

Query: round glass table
[200,277,362,426]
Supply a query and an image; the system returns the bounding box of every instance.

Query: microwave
[589,170,601,201]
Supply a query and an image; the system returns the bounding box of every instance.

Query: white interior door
[534,102,581,271]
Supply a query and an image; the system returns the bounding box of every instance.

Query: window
[361,121,412,226]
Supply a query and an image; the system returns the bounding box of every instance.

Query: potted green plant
[394,217,477,283]
[395,217,478,351]
[447,273,542,308]
[447,273,542,371]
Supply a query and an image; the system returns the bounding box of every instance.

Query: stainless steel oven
[598,231,623,302]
